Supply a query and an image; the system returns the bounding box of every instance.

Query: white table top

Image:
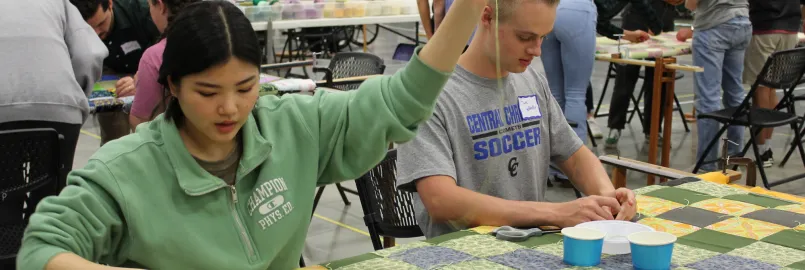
[250,14,420,31]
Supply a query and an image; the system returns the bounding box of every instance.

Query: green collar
[160,114,272,195]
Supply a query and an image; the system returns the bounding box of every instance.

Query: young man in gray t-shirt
[397,0,638,239]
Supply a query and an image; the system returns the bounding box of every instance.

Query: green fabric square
[723,194,798,208]
[513,232,563,248]
[763,230,805,252]
[642,187,715,205]
[438,259,516,270]
[424,230,479,245]
[324,253,383,269]
[727,241,805,266]
[438,235,523,258]
[373,241,432,258]
[786,260,805,270]
[332,257,418,270]
[678,229,756,253]
[676,180,748,197]
[672,243,721,265]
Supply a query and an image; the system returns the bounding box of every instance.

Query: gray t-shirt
[396,65,583,239]
[692,0,749,30]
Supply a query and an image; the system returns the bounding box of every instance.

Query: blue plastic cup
[628,231,677,270]
[562,227,606,267]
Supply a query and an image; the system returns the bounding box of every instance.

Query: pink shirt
[131,38,166,119]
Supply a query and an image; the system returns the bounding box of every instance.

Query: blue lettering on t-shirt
[473,127,541,160]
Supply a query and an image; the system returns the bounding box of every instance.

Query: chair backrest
[735,47,805,115]
[0,128,62,263]
[328,52,386,90]
[354,149,423,244]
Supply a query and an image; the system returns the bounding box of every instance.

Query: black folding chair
[314,52,386,90]
[780,93,805,167]
[355,149,423,250]
[0,128,64,268]
[692,47,805,189]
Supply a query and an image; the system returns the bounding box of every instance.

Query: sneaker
[760,149,774,168]
[605,129,621,149]
[588,118,603,139]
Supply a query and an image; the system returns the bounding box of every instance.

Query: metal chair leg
[749,130,772,189]
[780,119,805,166]
[312,186,326,213]
[593,65,616,117]
[674,94,690,132]
[692,125,729,174]
[335,183,351,205]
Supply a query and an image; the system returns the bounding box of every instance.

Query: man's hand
[663,0,684,6]
[602,188,637,221]
[676,28,693,42]
[115,76,136,97]
[623,30,650,43]
[551,195,622,228]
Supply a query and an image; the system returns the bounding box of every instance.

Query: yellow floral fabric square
[637,195,685,217]
[637,217,700,237]
[776,204,805,215]
[706,217,788,240]
[692,198,764,216]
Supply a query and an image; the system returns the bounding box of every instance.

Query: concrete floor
[73,21,805,266]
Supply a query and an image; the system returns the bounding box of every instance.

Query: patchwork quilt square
[671,243,721,265]
[388,246,475,269]
[334,258,419,270]
[762,230,805,252]
[692,198,764,216]
[636,195,685,217]
[785,260,805,270]
[707,217,789,240]
[373,241,432,258]
[638,217,701,237]
[532,243,564,258]
[678,229,756,253]
[634,184,668,195]
[723,194,797,208]
[741,209,805,228]
[676,180,748,197]
[685,254,781,270]
[597,254,635,270]
[487,249,567,270]
[661,177,702,187]
[656,206,731,228]
[727,241,805,267]
[439,235,523,258]
[642,187,715,205]
[437,259,516,270]
[776,204,805,215]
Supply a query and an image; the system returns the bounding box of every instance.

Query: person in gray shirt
[677,0,750,172]
[396,0,638,239]
[0,0,108,180]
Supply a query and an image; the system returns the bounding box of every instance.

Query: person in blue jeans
[678,0,751,172]
[540,0,598,183]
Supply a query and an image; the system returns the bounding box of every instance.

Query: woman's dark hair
[151,0,202,39]
[156,1,261,125]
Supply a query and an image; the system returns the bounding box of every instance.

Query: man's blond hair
[487,0,560,22]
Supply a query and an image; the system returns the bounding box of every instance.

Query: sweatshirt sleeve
[63,0,108,97]
[303,46,451,185]
[17,160,129,270]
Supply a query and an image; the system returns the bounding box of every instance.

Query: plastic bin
[303,2,324,19]
[366,1,382,16]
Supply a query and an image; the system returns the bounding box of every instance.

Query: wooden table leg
[661,57,677,183]
[612,166,627,189]
[648,58,665,185]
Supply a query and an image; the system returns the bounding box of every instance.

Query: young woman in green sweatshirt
[16,0,486,269]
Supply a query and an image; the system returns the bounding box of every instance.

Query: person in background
[540,0,598,185]
[397,0,637,239]
[743,0,805,168]
[677,0,750,171]
[129,0,201,130]
[69,0,160,97]
[70,0,160,145]
[16,0,483,268]
[0,0,107,179]
[604,0,682,149]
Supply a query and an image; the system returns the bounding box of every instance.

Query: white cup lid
[562,227,606,240]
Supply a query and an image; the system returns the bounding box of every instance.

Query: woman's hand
[115,76,136,97]
[623,30,650,43]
